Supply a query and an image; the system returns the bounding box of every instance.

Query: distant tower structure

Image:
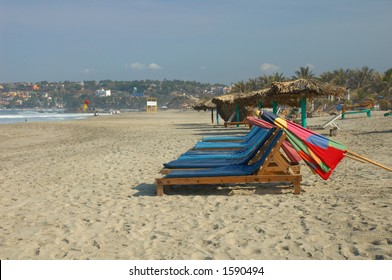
[146,97,158,112]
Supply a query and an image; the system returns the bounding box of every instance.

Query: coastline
[0,108,97,125]
[0,110,391,260]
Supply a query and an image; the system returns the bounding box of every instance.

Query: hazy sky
[1,0,391,84]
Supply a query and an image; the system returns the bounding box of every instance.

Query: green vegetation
[1,66,391,111]
[231,66,392,107]
[0,80,225,111]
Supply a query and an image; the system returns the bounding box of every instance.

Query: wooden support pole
[293,179,301,195]
[301,97,307,128]
[346,150,392,172]
[273,101,278,114]
[345,153,367,164]
[157,184,164,196]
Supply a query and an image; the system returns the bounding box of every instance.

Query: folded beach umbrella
[260,110,346,179]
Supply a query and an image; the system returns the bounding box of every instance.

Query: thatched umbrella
[192,99,216,111]
[193,99,217,123]
[265,79,345,127]
[267,79,345,103]
[234,88,272,108]
[212,94,252,123]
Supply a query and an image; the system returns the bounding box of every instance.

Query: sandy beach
[0,110,391,260]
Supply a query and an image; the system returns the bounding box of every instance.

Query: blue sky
[1,0,391,84]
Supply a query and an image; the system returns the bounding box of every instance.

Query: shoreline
[0,110,391,260]
[0,108,97,125]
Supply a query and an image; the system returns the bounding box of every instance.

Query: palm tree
[245,78,258,92]
[292,66,314,80]
[376,68,392,105]
[383,68,392,92]
[271,72,286,82]
[257,75,271,88]
[332,68,350,87]
[350,66,376,89]
[384,68,392,81]
[256,73,286,89]
[319,71,334,83]
[231,81,246,93]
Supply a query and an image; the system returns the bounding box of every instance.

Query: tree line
[231,66,392,103]
[2,66,391,110]
[1,79,225,110]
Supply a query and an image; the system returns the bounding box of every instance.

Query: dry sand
[0,110,391,260]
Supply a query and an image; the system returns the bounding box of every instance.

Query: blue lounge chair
[155,128,302,195]
[192,126,266,150]
[179,128,272,160]
[162,127,275,170]
[201,126,261,142]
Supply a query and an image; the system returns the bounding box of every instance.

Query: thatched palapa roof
[234,88,272,108]
[193,99,216,111]
[266,79,345,106]
[211,93,236,105]
[197,79,345,124]
[211,94,252,122]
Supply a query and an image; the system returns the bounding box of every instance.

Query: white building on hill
[96,88,111,97]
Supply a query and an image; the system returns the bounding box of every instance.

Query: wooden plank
[157,184,164,196]
[224,121,250,128]
[157,174,301,185]
[278,150,291,165]
[249,129,281,165]
[161,168,206,174]
[156,174,302,195]
[293,179,301,195]
[263,166,283,172]
[156,173,302,195]
[290,165,301,174]
[271,151,290,173]
[258,132,286,175]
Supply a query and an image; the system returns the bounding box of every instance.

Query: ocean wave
[0,109,95,124]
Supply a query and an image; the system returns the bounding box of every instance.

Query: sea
[0,109,95,125]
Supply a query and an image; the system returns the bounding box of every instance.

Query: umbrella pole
[273,101,278,114]
[345,153,368,164]
[301,97,307,128]
[346,150,392,172]
[258,100,262,109]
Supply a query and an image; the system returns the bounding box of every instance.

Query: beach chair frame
[160,141,301,175]
[156,129,302,196]
[308,113,342,130]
